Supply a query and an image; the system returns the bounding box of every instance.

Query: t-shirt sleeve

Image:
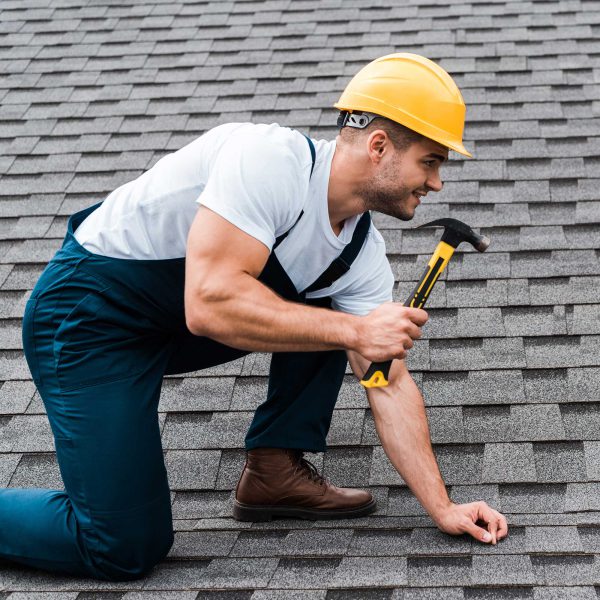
[329,227,395,316]
[197,131,308,250]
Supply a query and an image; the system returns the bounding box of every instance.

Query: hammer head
[417,218,490,252]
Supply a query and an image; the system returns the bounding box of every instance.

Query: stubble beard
[358,168,416,222]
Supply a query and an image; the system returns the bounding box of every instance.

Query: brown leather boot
[233,447,377,521]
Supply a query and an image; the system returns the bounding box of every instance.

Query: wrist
[429,498,455,525]
[338,312,361,351]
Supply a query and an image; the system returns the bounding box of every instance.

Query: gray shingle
[483,443,537,483]
[584,442,600,480]
[513,250,600,278]
[267,558,342,590]
[162,412,211,449]
[525,525,584,553]
[159,377,235,412]
[525,336,600,369]
[369,445,405,486]
[231,528,352,558]
[428,406,466,443]
[564,483,600,511]
[436,444,485,485]
[408,527,471,556]
[533,441,588,483]
[215,448,246,490]
[8,453,62,489]
[347,528,412,557]
[523,369,568,403]
[400,589,464,600]
[570,304,600,335]
[530,555,598,585]
[170,530,239,558]
[568,367,600,402]
[0,380,35,415]
[425,308,505,339]
[407,556,471,587]
[0,452,20,486]
[447,252,511,280]
[326,409,364,446]
[533,588,598,600]
[500,483,567,514]
[164,449,221,490]
[324,447,372,487]
[253,590,326,600]
[560,404,600,440]
[4,414,54,452]
[430,338,526,371]
[471,555,535,585]
[503,306,567,337]
[387,487,429,517]
[511,404,566,441]
[230,377,268,411]
[330,557,408,587]
[529,277,600,306]
[193,557,279,590]
[463,405,512,443]
[424,369,526,407]
[172,490,233,520]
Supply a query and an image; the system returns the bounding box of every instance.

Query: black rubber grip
[360,359,392,388]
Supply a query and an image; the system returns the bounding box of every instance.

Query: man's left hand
[433,501,508,545]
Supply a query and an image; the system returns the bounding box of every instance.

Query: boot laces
[292,451,327,486]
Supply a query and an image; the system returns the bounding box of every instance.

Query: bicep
[185,206,270,300]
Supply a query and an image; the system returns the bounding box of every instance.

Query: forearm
[186,271,359,352]
[367,361,451,523]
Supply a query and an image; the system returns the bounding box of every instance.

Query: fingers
[495,511,509,540]
[405,306,428,325]
[475,502,509,545]
[463,518,493,544]
[488,518,499,545]
[404,320,423,341]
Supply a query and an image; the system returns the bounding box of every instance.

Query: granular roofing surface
[1,0,600,598]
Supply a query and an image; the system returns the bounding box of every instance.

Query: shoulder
[222,123,312,173]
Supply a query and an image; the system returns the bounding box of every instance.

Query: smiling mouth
[412,191,426,203]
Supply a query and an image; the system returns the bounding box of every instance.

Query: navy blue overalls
[0,137,371,581]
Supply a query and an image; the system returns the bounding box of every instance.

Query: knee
[89,518,174,581]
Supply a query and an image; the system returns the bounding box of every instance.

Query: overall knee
[88,514,174,581]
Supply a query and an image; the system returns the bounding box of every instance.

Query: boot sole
[233,498,377,522]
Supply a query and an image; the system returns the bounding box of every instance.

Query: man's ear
[367,130,390,162]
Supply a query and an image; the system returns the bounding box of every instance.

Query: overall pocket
[53,291,154,392]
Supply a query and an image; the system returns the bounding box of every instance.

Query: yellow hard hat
[334,53,472,157]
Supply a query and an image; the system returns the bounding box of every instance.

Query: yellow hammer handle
[360,241,456,388]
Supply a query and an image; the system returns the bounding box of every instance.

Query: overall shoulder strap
[273,133,316,250]
[303,211,372,294]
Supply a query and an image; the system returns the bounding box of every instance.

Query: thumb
[463,519,492,544]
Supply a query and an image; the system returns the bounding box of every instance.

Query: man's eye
[424,161,435,167]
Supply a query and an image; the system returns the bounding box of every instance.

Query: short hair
[339,115,424,152]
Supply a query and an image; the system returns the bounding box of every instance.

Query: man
[2,53,507,582]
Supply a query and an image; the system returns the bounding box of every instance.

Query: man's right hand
[354,303,428,363]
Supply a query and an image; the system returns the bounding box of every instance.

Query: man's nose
[427,170,443,192]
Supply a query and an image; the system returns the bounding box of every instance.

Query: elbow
[184,287,227,338]
[186,313,207,337]
[185,303,210,337]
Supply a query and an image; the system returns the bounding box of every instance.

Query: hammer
[360,218,491,389]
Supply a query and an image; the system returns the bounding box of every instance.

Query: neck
[327,140,367,233]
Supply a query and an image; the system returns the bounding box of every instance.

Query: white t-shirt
[74,122,394,315]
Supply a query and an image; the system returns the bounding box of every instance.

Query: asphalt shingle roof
[1,0,600,597]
